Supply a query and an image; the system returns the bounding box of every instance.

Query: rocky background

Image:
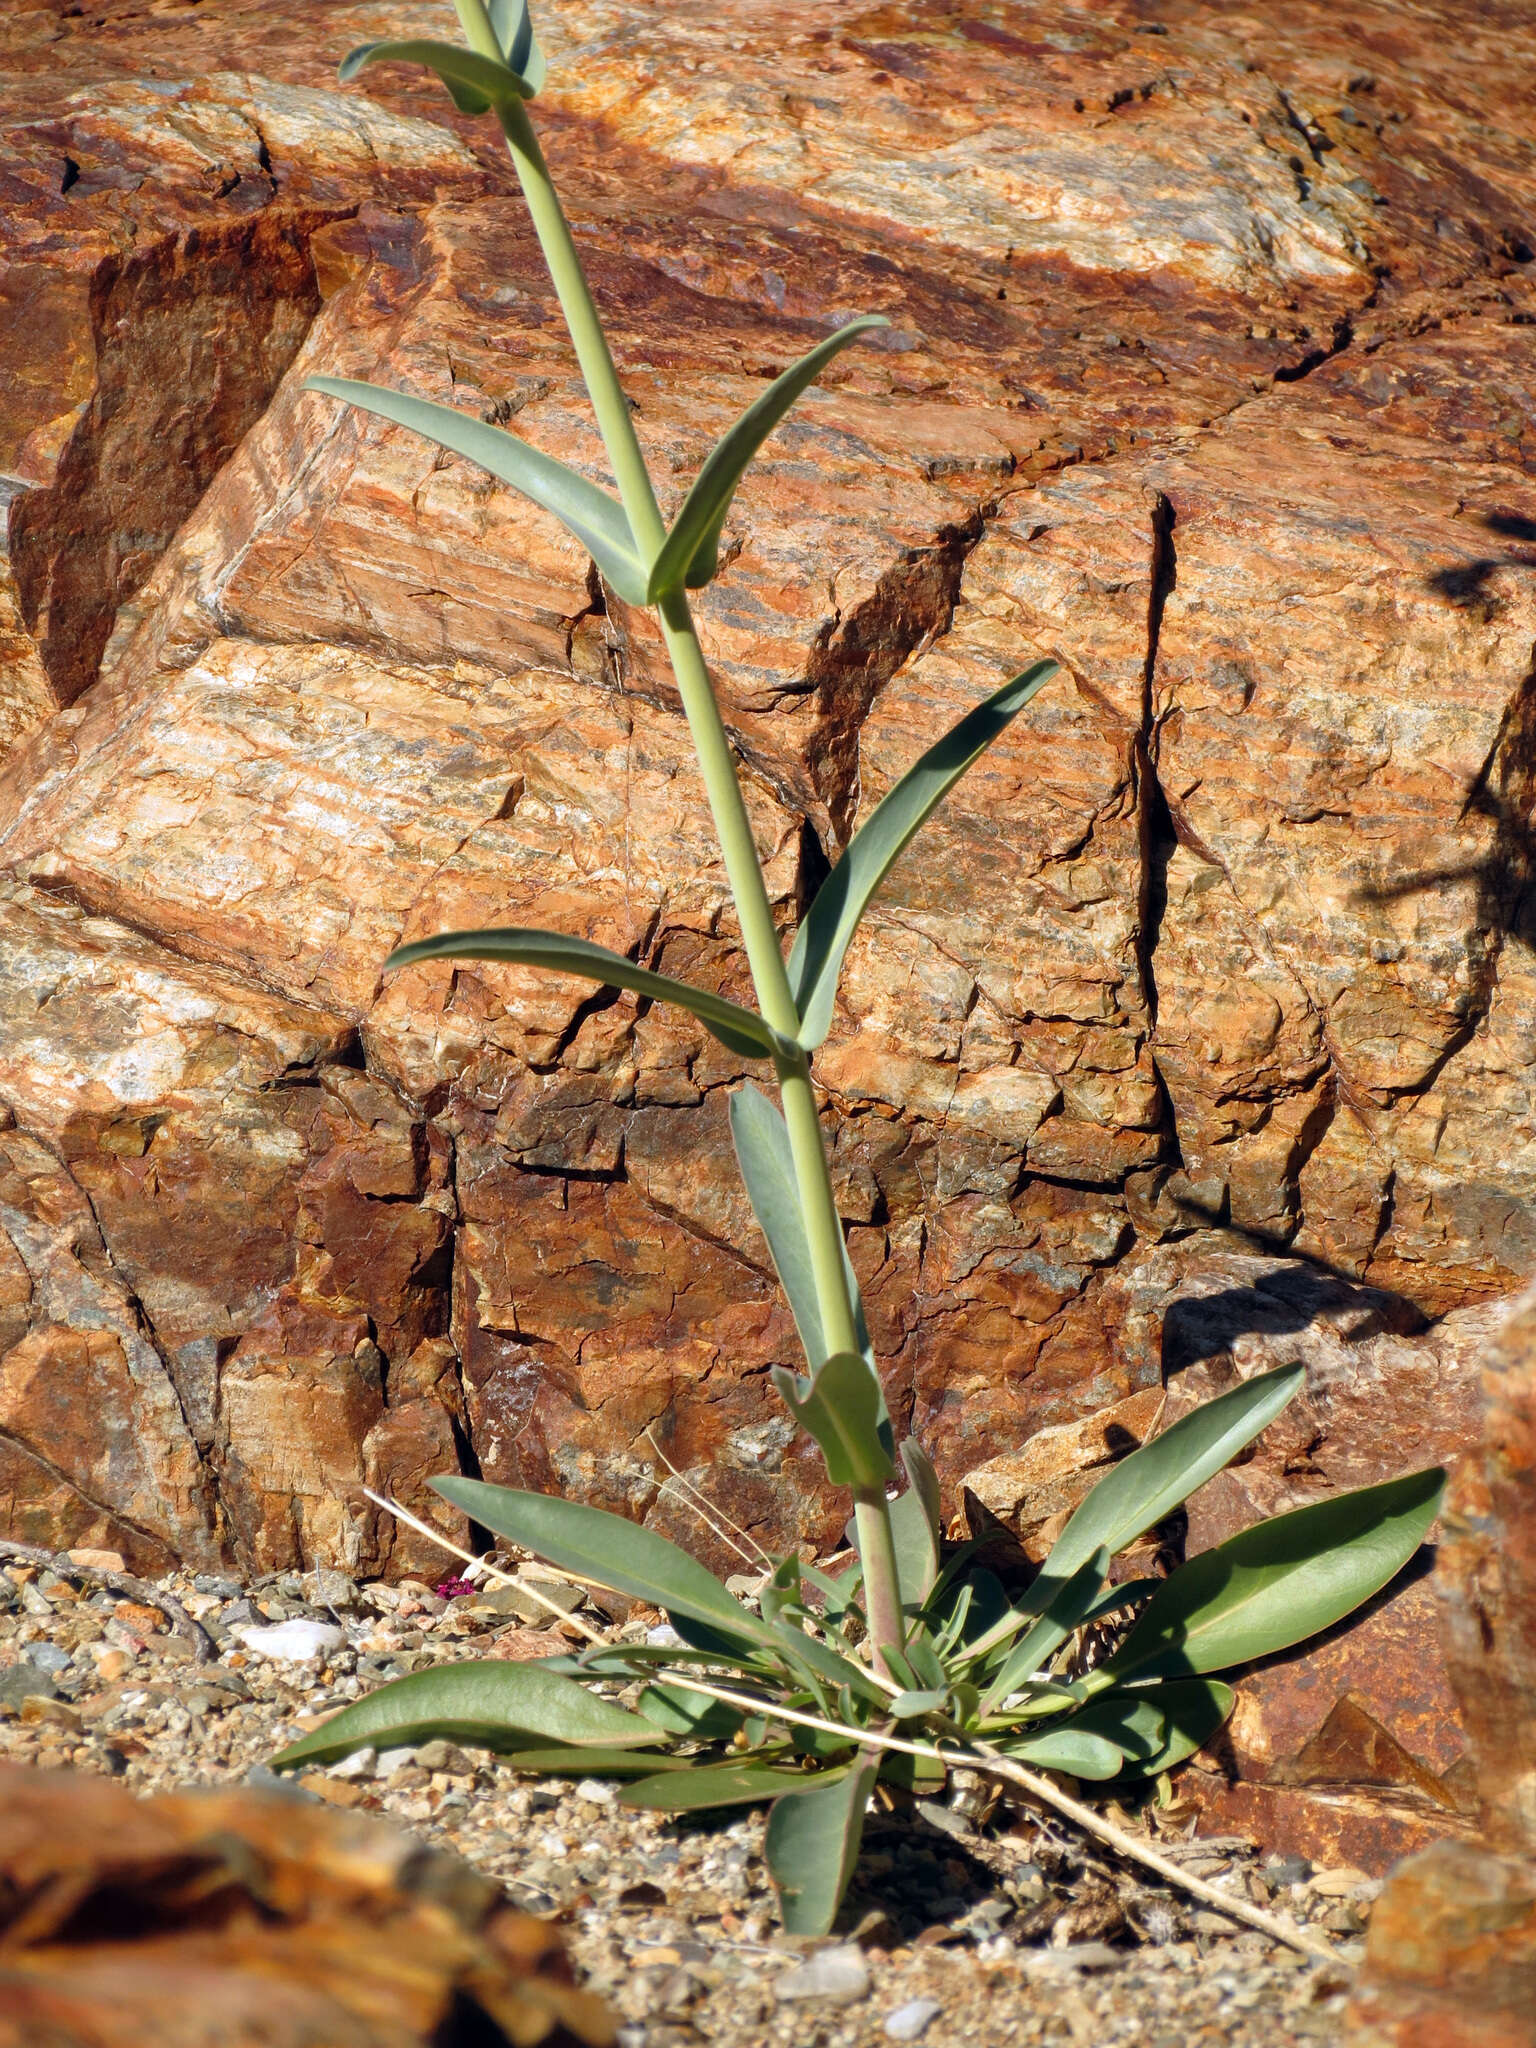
[0,0,1533,1877]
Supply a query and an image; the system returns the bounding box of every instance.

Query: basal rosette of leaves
[274,0,1447,1938]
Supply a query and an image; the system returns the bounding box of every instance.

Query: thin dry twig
[364,1493,1331,1960]
[362,1491,605,1644]
[641,1427,774,1572]
[0,1539,216,1666]
[650,1669,1336,1964]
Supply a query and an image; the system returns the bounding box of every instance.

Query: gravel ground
[0,1548,1370,2046]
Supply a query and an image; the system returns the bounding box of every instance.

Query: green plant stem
[460,0,906,1672]
[852,1488,907,1664]
[455,2,666,556]
[660,593,907,1672]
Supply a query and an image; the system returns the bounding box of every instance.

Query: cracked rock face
[0,0,1533,1836]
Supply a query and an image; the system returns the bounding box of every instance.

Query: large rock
[962,1235,1492,1870]
[1344,1291,1536,2043]
[0,0,1531,1642]
[0,24,489,758]
[0,1763,612,2048]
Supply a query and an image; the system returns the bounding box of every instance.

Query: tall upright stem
[455,0,665,555]
[457,0,905,1667]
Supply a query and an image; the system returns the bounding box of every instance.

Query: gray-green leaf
[503,1744,691,1777]
[727,1082,879,1381]
[485,0,546,90]
[788,660,1057,1047]
[889,1439,941,1606]
[888,1688,948,1720]
[270,1661,662,1770]
[771,1351,895,1491]
[431,1476,777,1651]
[765,1756,878,1935]
[385,926,790,1063]
[730,1082,828,1365]
[1039,1363,1306,1592]
[998,1722,1128,1781]
[1063,1679,1234,1779]
[1098,1468,1446,1684]
[980,1550,1110,1711]
[339,38,537,113]
[622,1755,820,1812]
[647,317,890,598]
[304,376,649,603]
[636,1683,746,1740]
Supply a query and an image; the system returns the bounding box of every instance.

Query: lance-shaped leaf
[431,1476,777,1651]
[1074,1679,1234,1780]
[999,1722,1126,1781]
[764,1756,879,1935]
[1037,1362,1305,1593]
[888,1688,948,1720]
[728,1082,882,1375]
[339,39,536,114]
[502,1744,691,1777]
[271,1661,663,1771]
[623,1755,823,1812]
[486,0,546,90]
[788,659,1058,1046]
[771,1351,895,1491]
[1097,1467,1446,1685]
[386,926,790,1063]
[637,1683,747,1741]
[729,1081,826,1365]
[980,1550,1110,1711]
[647,316,890,599]
[889,1439,942,1606]
[304,377,649,603]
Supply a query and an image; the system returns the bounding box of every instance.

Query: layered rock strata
[0,0,1531,1848]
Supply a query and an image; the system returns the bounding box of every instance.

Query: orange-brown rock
[957,1232,1497,1871]
[1345,1841,1536,2048]
[0,1762,612,2048]
[0,0,1532,1676]
[1438,1285,1536,1853]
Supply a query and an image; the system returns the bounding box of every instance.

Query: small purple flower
[435,1576,477,1600]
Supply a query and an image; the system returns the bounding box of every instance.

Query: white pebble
[574,1778,616,1804]
[538,1831,571,1857]
[327,1746,377,1780]
[234,1620,346,1662]
[885,1999,943,2042]
[774,1944,871,2006]
[376,1746,419,1776]
[645,1624,682,1648]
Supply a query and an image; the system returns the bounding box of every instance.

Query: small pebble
[885,1996,943,2040]
[234,1620,346,1663]
[774,1944,871,2006]
[326,1746,377,1781]
[0,1667,57,1708]
[67,1549,126,1573]
[1025,1941,1125,1975]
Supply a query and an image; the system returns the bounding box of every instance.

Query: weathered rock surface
[1342,1295,1536,2040]
[0,0,1532,1780]
[0,1762,613,2047]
